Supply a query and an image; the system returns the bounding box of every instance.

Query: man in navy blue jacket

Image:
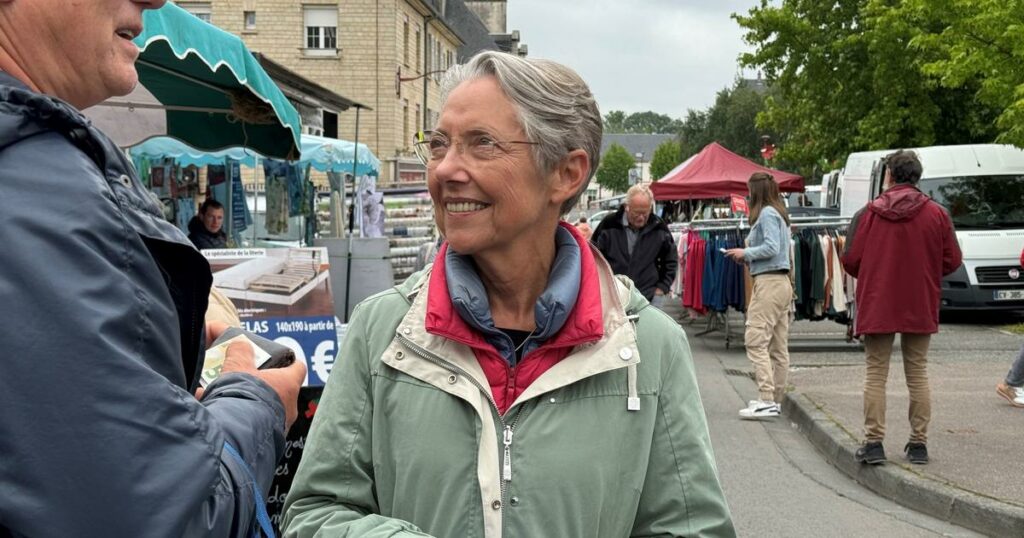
[0,1,305,536]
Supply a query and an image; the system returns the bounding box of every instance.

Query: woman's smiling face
[427,76,561,258]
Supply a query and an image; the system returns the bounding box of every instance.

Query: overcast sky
[506,0,761,121]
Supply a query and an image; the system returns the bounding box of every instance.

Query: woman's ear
[549,149,590,206]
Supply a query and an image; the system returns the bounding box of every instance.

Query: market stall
[83,1,302,159]
[650,141,804,200]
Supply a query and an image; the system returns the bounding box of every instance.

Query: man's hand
[201,321,307,431]
[222,340,306,431]
[654,288,665,296]
[724,248,746,263]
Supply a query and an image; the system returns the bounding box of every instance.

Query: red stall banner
[730,194,749,215]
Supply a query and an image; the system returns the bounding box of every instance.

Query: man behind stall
[189,198,228,249]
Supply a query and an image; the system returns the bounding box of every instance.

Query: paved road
[683,324,983,537]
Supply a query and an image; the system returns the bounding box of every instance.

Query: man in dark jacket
[189,198,229,249]
[593,184,677,305]
[0,1,305,537]
[841,150,962,466]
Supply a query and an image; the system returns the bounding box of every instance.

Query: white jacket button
[118,174,132,187]
[491,500,502,510]
[395,351,404,360]
[447,374,457,384]
[619,347,633,361]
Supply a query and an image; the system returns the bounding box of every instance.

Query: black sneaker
[855,441,886,465]
[904,442,929,464]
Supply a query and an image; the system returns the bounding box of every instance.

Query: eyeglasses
[413,130,538,166]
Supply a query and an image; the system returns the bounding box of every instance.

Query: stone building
[464,0,526,56]
[180,0,501,185]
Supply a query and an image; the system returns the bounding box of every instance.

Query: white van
[840,144,1024,311]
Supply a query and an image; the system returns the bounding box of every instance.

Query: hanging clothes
[690,229,746,314]
[263,160,293,235]
[175,198,195,234]
[683,231,707,315]
[791,227,851,325]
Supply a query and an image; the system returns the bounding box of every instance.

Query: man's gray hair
[439,51,602,215]
[626,184,655,206]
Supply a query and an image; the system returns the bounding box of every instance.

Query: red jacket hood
[869,184,930,222]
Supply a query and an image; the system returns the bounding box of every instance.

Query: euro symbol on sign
[311,340,336,382]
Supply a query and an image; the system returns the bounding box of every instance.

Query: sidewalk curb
[783,392,1024,537]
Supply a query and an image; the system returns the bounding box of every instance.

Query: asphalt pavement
[667,302,1024,537]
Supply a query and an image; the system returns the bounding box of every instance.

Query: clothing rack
[677,216,859,349]
[680,221,746,348]
[789,219,858,345]
[791,221,850,229]
[694,311,741,349]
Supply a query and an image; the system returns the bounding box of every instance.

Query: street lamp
[395,65,447,129]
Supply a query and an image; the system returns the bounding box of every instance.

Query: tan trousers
[863,333,932,444]
[744,274,792,403]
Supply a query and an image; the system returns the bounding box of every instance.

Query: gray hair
[626,184,655,206]
[439,51,602,215]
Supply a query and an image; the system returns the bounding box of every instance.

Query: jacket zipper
[395,333,533,510]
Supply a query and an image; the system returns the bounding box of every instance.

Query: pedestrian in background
[995,247,1024,408]
[574,215,593,240]
[0,1,306,536]
[841,150,962,465]
[283,51,735,538]
[725,173,793,419]
[592,184,678,308]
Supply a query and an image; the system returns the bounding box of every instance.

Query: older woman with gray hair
[283,51,735,538]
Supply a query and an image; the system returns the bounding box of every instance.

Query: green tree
[907,0,1024,147]
[733,0,999,172]
[678,109,711,160]
[705,81,774,161]
[623,111,684,134]
[649,140,682,181]
[595,143,634,193]
[603,110,627,133]
[604,110,684,134]
[674,80,779,166]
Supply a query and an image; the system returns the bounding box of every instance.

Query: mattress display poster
[204,248,338,386]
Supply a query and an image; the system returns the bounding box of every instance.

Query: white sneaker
[739,400,780,420]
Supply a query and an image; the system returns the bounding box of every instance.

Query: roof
[444,0,500,60]
[252,52,369,111]
[600,134,676,159]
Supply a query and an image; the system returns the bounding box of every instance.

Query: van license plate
[994,290,1024,301]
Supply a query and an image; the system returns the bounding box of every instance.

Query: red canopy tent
[650,142,804,200]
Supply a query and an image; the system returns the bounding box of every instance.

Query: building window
[180,2,212,23]
[323,111,338,139]
[402,100,410,150]
[414,28,421,73]
[304,6,338,55]
[403,19,410,67]
[434,42,442,82]
[415,104,421,133]
[243,10,256,30]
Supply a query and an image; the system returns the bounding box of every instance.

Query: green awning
[131,2,301,159]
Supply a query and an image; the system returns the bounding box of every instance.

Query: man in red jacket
[841,150,962,466]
